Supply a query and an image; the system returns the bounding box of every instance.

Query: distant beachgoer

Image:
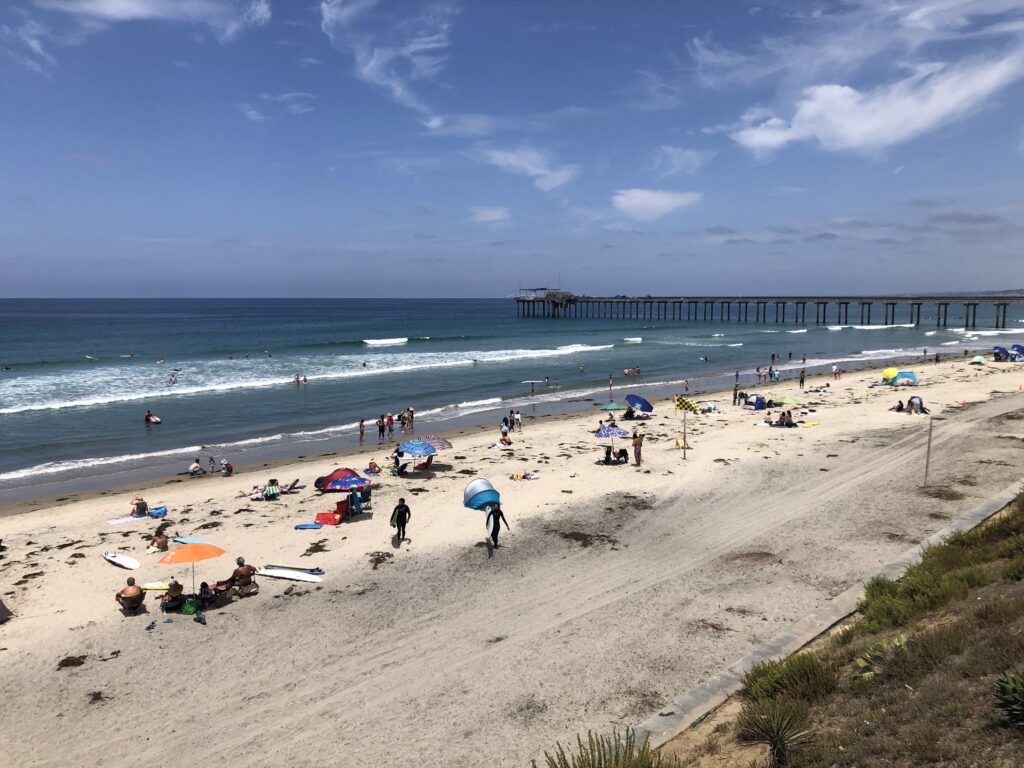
[220,558,257,597]
[799,369,806,389]
[500,419,510,440]
[376,415,386,442]
[735,370,740,383]
[632,431,644,466]
[362,361,367,367]
[608,375,613,394]
[683,379,689,393]
[831,364,839,380]
[486,504,510,548]
[359,419,365,442]
[367,458,382,475]
[801,354,806,365]
[530,383,535,397]
[386,413,394,438]
[115,578,144,613]
[508,410,516,431]
[788,351,793,360]
[144,409,155,423]
[391,497,411,544]
[293,375,300,385]
[554,378,559,387]
[770,352,776,364]
[934,354,940,365]
[208,456,216,474]
[514,410,522,431]
[149,532,169,551]
[923,348,927,356]
[732,383,739,405]
[407,407,414,430]
[129,496,148,517]
[302,376,308,386]
[579,364,585,374]
[220,459,233,476]
[399,410,408,432]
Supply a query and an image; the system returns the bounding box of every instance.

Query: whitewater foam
[363,337,408,346]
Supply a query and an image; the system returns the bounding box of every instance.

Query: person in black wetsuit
[486,503,510,548]
[391,498,411,544]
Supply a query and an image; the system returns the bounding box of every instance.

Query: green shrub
[888,623,970,681]
[532,730,682,768]
[1002,554,1024,582]
[741,654,838,704]
[994,670,1024,727]
[737,698,813,768]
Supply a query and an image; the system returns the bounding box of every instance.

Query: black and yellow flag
[673,395,698,413]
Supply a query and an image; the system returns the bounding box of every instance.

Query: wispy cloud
[298,56,321,67]
[692,1,1024,155]
[477,145,579,191]
[611,188,702,221]
[928,210,1005,224]
[237,103,267,123]
[730,51,1024,154]
[469,206,510,223]
[320,0,456,115]
[654,145,715,177]
[422,106,594,138]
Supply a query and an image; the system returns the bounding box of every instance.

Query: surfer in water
[486,503,510,548]
[391,497,411,545]
[144,409,159,424]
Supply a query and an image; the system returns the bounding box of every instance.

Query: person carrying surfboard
[486,504,510,549]
[390,498,411,545]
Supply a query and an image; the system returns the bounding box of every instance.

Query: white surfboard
[142,581,169,591]
[256,567,322,583]
[103,551,140,570]
[263,563,325,575]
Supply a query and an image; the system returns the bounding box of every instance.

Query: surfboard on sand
[256,568,322,583]
[103,551,140,570]
[142,581,169,591]
[173,537,214,545]
[294,523,322,530]
[263,564,324,575]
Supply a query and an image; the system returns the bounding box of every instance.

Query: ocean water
[1,298,1022,497]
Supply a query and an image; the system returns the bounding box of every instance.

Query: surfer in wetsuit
[486,504,510,548]
[391,498,411,544]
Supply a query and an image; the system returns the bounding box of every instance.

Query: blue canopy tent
[397,439,437,458]
[993,345,1010,361]
[464,478,500,511]
[753,395,766,410]
[1013,344,1024,355]
[625,394,654,413]
[892,371,918,385]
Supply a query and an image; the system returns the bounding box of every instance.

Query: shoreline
[0,347,990,515]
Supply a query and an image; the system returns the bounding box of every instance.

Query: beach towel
[105,516,141,526]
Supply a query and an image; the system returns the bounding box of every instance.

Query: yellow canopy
[882,367,898,382]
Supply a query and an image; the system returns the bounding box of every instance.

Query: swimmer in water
[2,366,12,372]
[157,359,165,364]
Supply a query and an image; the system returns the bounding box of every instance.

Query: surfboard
[294,523,322,530]
[142,581,169,591]
[146,416,161,424]
[264,564,325,575]
[173,536,214,545]
[256,567,322,583]
[103,551,140,570]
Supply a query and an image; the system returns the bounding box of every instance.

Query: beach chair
[359,486,373,509]
[391,463,409,477]
[281,479,300,495]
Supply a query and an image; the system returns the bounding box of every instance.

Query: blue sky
[1,0,1023,297]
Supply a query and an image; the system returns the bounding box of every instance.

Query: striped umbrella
[422,435,453,450]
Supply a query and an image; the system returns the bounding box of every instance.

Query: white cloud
[422,106,596,138]
[477,145,579,191]
[298,56,321,67]
[320,0,456,114]
[469,206,510,223]
[34,0,270,42]
[654,145,715,176]
[237,103,267,123]
[612,189,702,221]
[731,50,1024,154]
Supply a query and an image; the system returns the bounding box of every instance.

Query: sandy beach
[2,358,1024,767]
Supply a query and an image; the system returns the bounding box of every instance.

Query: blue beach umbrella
[595,424,630,451]
[892,371,918,386]
[397,439,437,458]
[625,394,653,413]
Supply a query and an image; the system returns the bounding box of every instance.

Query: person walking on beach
[683,378,689,394]
[608,374,613,396]
[801,354,806,365]
[376,415,386,442]
[632,430,645,467]
[386,413,394,438]
[514,410,522,432]
[732,383,739,405]
[486,503,510,548]
[391,497,411,544]
[358,419,365,443]
[508,409,516,432]
[735,370,740,384]
[407,407,414,431]
[799,369,806,389]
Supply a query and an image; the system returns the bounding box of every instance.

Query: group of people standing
[359,407,415,443]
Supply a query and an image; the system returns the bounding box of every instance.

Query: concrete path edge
[633,478,1024,748]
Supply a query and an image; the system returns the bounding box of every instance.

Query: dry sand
[2,359,1024,767]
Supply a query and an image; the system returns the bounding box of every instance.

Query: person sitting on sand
[238,485,261,499]
[115,577,145,613]
[414,454,434,471]
[220,459,233,477]
[499,434,513,446]
[624,406,635,420]
[262,479,281,501]
[129,496,149,518]
[891,400,905,412]
[218,557,258,597]
[603,446,613,465]
[367,459,382,475]
[784,411,795,427]
[148,532,169,552]
[189,458,206,476]
[160,580,185,612]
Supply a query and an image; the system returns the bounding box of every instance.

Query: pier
[514,289,1022,328]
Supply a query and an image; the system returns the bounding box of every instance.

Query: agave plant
[994,670,1024,726]
[737,698,814,768]
[854,634,907,682]
[533,729,681,768]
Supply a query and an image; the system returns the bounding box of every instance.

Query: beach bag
[181,599,198,616]
[148,506,167,518]
[315,512,342,526]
